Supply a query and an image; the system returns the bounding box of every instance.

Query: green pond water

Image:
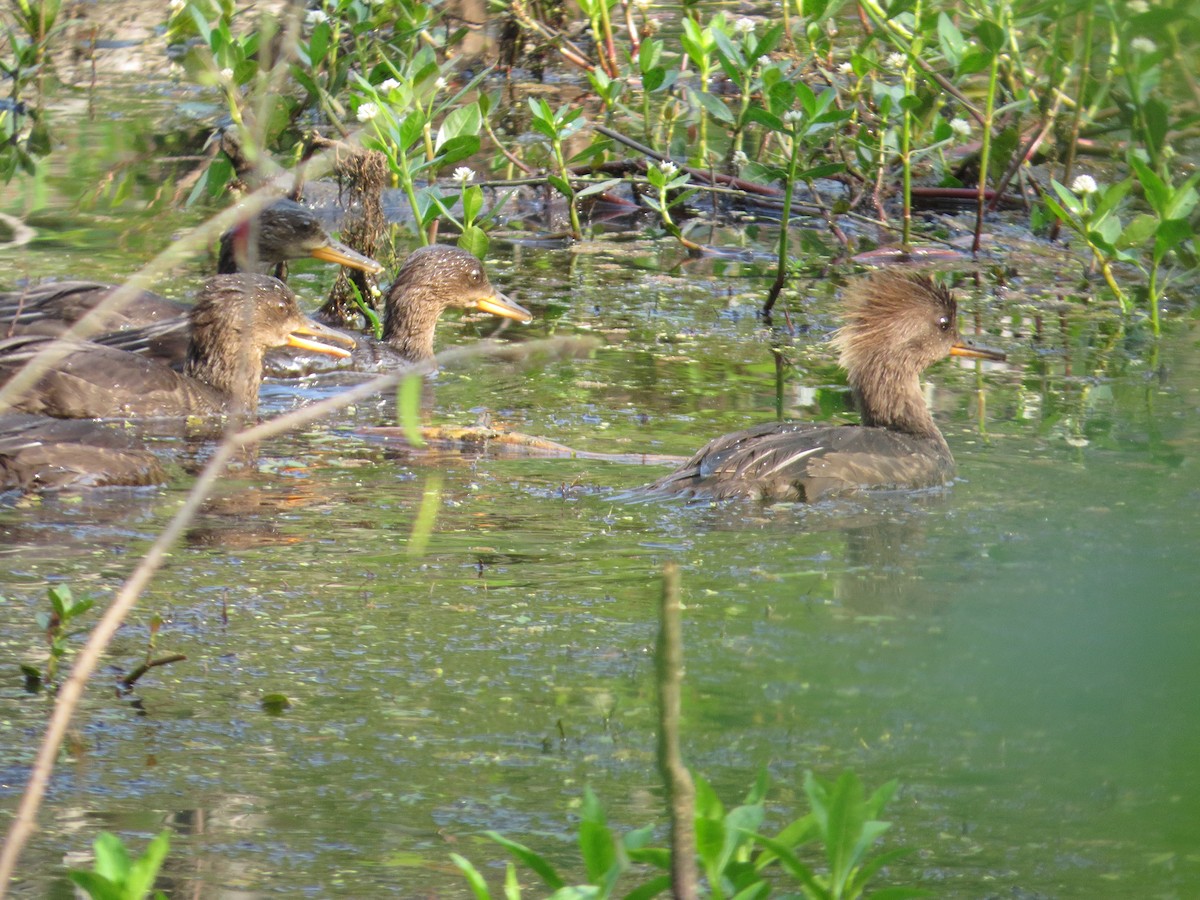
[3,93,1200,898]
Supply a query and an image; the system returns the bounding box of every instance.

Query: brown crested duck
[647,270,1005,502]
[0,414,166,491]
[0,199,382,338]
[91,244,533,377]
[0,274,354,420]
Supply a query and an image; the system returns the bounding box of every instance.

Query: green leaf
[690,87,736,124]
[1129,155,1169,212]
[66,871,122,900]
[450,853,493,900]
[1155,217,1193,257]
[547,174,573,198]
[972,19,1005,54]
[1117,212,1159,249]
[575,178,622,199]
[622,875,673,900]
[937,12,964,66]
[437,102,482,147]
[435,135,481,169]
[695,816,726,872]
[461,184,483,223]
[748,832,822,892]
[124,831,171,899]
[92,831,133,884]
[486,831,565,889]
[457,226,489,259]
[1092,177,1134,222]
[397,374,426,448]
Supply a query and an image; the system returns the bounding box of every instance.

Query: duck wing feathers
[648,421,955,502]
[0,335,226,419]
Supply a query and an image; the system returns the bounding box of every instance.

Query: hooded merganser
[0,199,383,339]
[0,274,354,420]
[647,270,1006,502]
[89,245,533,376]
[0,414,166,491]
[266,244,532,376]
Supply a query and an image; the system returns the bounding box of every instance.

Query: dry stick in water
[0,335,591,896]
[657,561,699,899]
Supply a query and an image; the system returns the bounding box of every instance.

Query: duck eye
[937,316,951,331]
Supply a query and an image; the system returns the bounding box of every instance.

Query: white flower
[1130,36,1157,54]
[658,160,678,178]
[783,109,804,124]
[305,9,327,26]
[379,78,400,93]
[1128,0,1149,12]
[435,76,448,90]
[732,17,756,35]
[886,51,907,70]
[732,149,749,168]
[950,117,971,137]
[356,102,379,122]
[838,61,854,75]
[169,0,186,11]
[453,167,475,184]
[219,67,234,82]
[757,56,772,68]
[1071,174,1098,195]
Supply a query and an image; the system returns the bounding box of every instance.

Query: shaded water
[3,84,1200,900]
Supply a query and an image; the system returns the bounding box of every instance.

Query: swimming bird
[646,270,1005,502]
[0,414,166,491]
[0,199,383,339]
[0,274,354,420]
[91,245,533,377]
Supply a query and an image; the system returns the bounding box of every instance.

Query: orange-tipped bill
[475,289,533,324]
[287,318,356,358]
[950,339,1005,362]
[310,239,385,275]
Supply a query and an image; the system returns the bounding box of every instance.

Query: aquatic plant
[19,584,93,692]
[67,830,170,900]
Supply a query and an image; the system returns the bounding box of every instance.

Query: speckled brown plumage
[0,274,353,420]
[647,270,1005,502]
[0,414,166,491]
[264,244,533,377]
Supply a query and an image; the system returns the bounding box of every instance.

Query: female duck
[105,244,533,377]
[0,199,382,337]
[0,274,353,420]
[648,270,1005,502]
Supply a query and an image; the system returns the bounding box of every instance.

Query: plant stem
[972,50,1001,255]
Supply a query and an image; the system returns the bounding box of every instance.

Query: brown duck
[647,270,1006,502]
[0,414,166,491]
[0,274,354,420]
[93,245,533,377]
[0,199,383,338]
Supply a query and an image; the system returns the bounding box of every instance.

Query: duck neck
[184,335,263,415]
[851,360,947,448]
[382,290,441,362]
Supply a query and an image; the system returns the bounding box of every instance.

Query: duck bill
[286,318,356,358]
[309,239,385,275]
[950,338,1006,362]
[474,289,533,324]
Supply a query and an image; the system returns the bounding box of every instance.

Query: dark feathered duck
[100,244,533,377]
[0,414,166,491]
[647,270,1006,502]
[0,274,354,420]
[0,199,383,338]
